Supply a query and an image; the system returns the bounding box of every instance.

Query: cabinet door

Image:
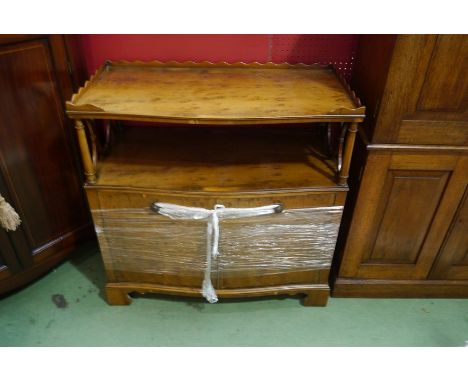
[363,35,468,145]
[339,151,467,280]
[429,186,468,280]
[0,37,90,270]
[218,207,343,288]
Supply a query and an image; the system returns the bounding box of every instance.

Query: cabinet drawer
[87,188,344,289]
[86,187,345,210]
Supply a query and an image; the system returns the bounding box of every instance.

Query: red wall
[78,34,359,79]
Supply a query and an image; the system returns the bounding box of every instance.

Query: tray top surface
[67,61,364,124]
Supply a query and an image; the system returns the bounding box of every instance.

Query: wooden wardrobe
[0,35,92,294]
[333,35,468,297]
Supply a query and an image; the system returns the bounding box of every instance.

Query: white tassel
[0,195,21,232]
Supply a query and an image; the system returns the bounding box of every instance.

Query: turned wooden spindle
[74,120,96,184]
[338,122,358,186]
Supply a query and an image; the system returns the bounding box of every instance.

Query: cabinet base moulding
[333,278,468,298]
[106,282,330,307]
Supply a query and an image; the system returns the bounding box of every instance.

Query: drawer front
[87,189,344,288]
[86,188,346,210]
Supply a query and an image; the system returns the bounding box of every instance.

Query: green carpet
[1,242,467,346]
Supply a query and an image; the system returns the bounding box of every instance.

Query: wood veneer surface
[94,127,339,191]
[67,61,364,123]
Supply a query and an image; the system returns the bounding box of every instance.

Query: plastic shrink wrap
[92,203,343,303]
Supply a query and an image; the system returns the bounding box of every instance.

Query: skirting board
[333,278,468,298]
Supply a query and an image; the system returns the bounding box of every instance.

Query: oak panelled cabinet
[0,35,92,294]
[333,35,468,297]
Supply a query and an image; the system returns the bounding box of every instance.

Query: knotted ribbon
[152,202,282,303]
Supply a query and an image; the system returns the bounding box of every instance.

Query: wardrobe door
[0,35,92,294]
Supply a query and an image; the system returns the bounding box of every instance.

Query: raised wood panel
[0,38,89,253]
[417,35,468,112]
[430,186,468,280]
[364,170,449,264]
[338,150,467,281]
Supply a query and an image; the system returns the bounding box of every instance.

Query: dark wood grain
[0,38,89,248]
[0,35,92,294]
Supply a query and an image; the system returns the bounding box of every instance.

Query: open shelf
[93,126,341,192]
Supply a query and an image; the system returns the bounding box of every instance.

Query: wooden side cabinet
[0,35,93,294]
[333,34,468,298]
[66,61,365,306]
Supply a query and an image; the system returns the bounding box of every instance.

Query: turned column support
[74,120,96,184]
[338,122,359,186]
